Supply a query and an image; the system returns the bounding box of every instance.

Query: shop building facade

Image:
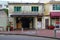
[8,2,45,30]
[45,1,60,28]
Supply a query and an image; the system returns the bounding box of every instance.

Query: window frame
[53,4,60,10]
[14,6,21,12]
[31,6,39,12]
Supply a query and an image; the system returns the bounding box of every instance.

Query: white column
[33,17,38,30]
[42,17,45,29]
[54,17,57,28]
[49,17,50,26]
[13,17,16,29]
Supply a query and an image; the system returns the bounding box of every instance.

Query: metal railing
[11,11,43,14]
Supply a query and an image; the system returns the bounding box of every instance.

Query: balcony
[10,11,43,17]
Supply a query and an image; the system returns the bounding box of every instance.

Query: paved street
[0,30,60,38]
[0,35,58,40]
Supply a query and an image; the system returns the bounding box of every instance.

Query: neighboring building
[0,1,8,9]
[8,2,45,30]
[0,9,8,31]
[42,3,50,29]
[45,0,60,28]
[0,1,8,31]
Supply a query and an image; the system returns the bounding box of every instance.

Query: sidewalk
[0,29,60,39]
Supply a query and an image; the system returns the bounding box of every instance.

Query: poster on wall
[55,21,60,28]
[55,21,60,32]
[37,21,42,29]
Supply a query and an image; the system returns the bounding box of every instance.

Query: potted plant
[48,25,55,30]
[6,22,11,31]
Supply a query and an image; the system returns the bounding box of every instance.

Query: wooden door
[16,17,22,29]
[45,19,49,29]
[17,21,22,29]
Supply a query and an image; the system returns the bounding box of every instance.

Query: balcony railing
[13,11,37,14]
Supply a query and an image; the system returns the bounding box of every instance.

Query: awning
[10,13,38,17]
[50,12,60,18]
[10,12,39,17]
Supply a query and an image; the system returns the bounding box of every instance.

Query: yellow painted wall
[44,3,50,15]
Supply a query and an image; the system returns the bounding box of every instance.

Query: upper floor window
[4,5,8,8]
[53,4,60,10]
[14,6,21,12]
[31,6,39,12]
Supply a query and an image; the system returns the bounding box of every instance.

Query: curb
[0,33,60,39]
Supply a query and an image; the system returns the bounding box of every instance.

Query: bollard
[8,27,10,31]
[22,28,23,32]
[54,29,56,38]
[36,29,38,35]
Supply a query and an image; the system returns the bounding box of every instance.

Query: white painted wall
[0,11,8,31]
[42,17,45,29]
[8,4,44,14]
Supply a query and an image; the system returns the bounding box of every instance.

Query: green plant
[3,9,8,16]
[6,22,11,31]
[7,22,11,27]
